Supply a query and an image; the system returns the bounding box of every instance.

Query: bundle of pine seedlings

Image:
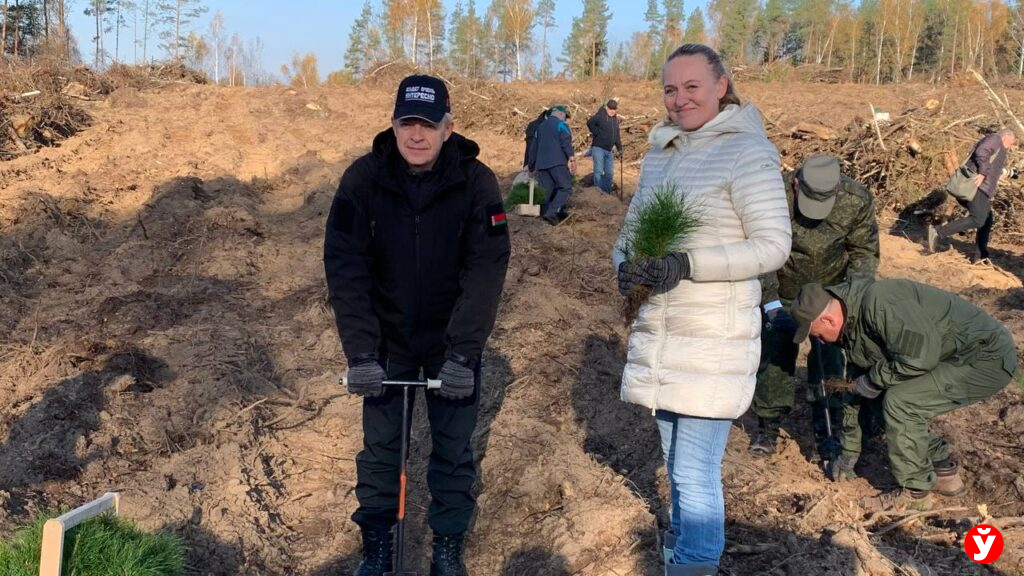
[619,182,703,325]
[0,513,185,576]
[504,181,548,209]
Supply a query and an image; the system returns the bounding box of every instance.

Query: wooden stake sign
[39,492,121,576]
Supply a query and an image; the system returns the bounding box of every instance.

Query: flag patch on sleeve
[485,202,508,235]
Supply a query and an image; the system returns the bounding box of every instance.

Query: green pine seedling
[619,182,703,325]
[0,513,185,576]
[505,181,548,209]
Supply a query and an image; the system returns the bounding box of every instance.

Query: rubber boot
[662,529,677,565]
[749,417,781,457]
[666,558,718,576]
[354,527,393,576]
[933,459,966,496]
[430,532,468,576]
[661,529,679,570]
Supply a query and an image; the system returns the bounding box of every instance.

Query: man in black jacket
[324,75,510,576]
[586,99,622,194]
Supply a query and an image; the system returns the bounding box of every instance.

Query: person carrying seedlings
[790,279,1017,511]
[928,129,1017,265]
[749,154,880,460]
[613,44,791,576]
[528,104,576,225]
[586,98,622,194]
[324,74,510,576]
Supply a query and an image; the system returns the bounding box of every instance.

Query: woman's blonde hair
[663,43,741,111]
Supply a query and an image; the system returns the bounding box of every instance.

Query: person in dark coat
[928,129,1017,264]
[523,107,550,169]
[586,98,622,194]
[324,74,510,576]
[528,104,576,225]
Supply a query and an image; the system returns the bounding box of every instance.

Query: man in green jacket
[751,155,880,458]
[791,278,1017,510]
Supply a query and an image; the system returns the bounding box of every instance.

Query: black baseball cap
[791,283,833,344]
[393,75,450,124]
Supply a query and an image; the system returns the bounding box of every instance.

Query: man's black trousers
[351,361,480,536]
[938,192,994,259]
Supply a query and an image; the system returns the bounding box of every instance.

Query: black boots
[354,527,393,576]
[430,532,468,576]
[749,417,782,456]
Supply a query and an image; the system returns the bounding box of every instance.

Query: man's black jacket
[586,107,621,152]
[324,128,510,369]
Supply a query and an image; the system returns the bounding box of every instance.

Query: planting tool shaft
[813,339,839,464]
[379,379,437,576]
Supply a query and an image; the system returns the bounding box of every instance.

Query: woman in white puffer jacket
[613,44,791,575]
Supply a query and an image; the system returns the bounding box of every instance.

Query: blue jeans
[591,146,614,193]
[656,410,732,566]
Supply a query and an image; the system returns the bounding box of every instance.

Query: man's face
[392,117,453,172]
[607,107,617,117]
[1002,133,1017,150]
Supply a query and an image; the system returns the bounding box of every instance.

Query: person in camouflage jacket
[790,278,1016,511]
[750,155,880,458]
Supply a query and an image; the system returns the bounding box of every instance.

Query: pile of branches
[104,62,209,90]
[764,96,1024,234]
[0,61,92,159]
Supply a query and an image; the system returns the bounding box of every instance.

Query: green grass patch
[619,182,704,324]
[1015,371,1023,392]
[505,181,547,208]
[0,513,185,576]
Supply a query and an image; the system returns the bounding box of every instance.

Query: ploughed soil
[1,75,1022,575]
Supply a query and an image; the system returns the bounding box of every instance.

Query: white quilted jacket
[613,103,791,419]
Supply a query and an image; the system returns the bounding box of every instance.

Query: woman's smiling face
[662,54,728,131]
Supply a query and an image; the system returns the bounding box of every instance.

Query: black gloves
[851,374,881,399]
[438,353,476,400]
[617,252,691,296]
[764,306,798,333]
[346,355,385,398]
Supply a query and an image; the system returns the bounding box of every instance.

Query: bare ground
[0,79,1022,575]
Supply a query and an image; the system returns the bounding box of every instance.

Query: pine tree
[682,7,706,44]
[536,0,556,79]
[661,0,683,60]
[644,0,661,77]
[562,0,612,78]
[84,0,114,67]
[709,0,759,63]
[156,0,207,62]
[449,0,486,77]
[345,1,373,78]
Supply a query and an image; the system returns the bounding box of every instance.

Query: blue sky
[67,1,702,77]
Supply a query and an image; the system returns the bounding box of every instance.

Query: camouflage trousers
[751,320,846,419]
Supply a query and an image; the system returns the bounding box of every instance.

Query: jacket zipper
[414,214,423,325]
[650,294,668,416]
